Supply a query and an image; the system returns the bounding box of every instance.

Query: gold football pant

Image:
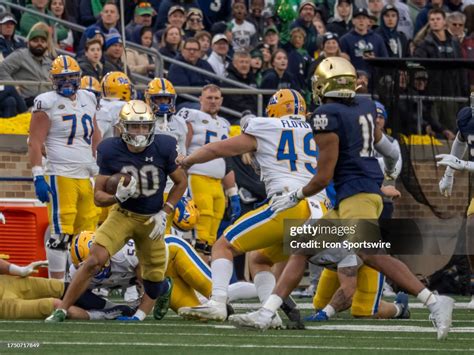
[0,276,64,319]
[188,174,225,246]
[165,236,212,311]
[313,266,385,317]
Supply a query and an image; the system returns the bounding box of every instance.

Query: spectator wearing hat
[290,0,321,57]
[0,22,53,107]
[286,27,313,99]
[103,32,130,76]
[207,34,230,76]
[126,25,157,78]
[78,38,114,82]
[260,48,300,104]
[125,2,155,41]
[153,5,186,44]
[195,30,212,59]
[376,5,410,57]
[327,0,353,38]
[158,26,183,70]
[247,0,266,38]
[250,48,264,86]
[339,7,388,72]
[156,0,199,31]
[263,25,281,51]
[167,38,216,109]
[223,51,258,119]
[185,8,205,39]
[229,0,258,52]
[78,2,120,56]
[0,13,25,60]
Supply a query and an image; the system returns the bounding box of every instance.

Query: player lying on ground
[228,57,454,341]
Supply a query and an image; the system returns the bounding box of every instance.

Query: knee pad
[46,248,68,274]
[143,279,169,300]
[46,233,71,251]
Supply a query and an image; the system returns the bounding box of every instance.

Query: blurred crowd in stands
[0,0,472,137]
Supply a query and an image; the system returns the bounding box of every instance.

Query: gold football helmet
[145,78,177,116]
[173,197,199,231]
[50,55,81,97]
[119,100,157,148]
[101,71,133,101]
[266,89,306,119]
[80,76,101,100]
[312,57,357,103]
[70,231,95,267]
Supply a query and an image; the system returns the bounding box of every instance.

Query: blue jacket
[0,34,25,59]
[339,29,388,72]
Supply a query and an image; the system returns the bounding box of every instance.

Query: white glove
[436,154,467,171]
[270,188,305,213]
[115,176,137,203]
[384,166,397,181]
[9,260,49,277]
[144,210,169,241]
[439,167,454,197]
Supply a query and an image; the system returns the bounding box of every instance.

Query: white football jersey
[68,240,139,290]
[243,116,326,199]
[96,98,126,139]
[177,108,230,179]
[33,90,98,178]
[154,114,188,193]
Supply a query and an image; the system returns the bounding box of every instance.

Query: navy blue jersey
[457,106,474,161]
[97,135,178,215]
[312,96,384,205]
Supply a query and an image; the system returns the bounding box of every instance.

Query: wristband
[164,202,175,213]
[296,187,305,200]
[8,264,23,276]
[32,166,44,177]
[225,186,238,197]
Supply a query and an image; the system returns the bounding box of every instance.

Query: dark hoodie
[376,5,410,58]
[223,62,258,116]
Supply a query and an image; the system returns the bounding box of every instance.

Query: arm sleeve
[374,134,399,173]
[450,132,468,159]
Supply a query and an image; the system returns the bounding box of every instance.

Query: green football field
[0,297,473,354]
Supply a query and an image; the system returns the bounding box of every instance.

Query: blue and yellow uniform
[95,134,178,282]
[457,107,474,216]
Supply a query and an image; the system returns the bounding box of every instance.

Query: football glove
[270,188,304,213]
[9,260,49,277]
[145,210,168,241]
[436,154,471,171]
[115,176,137,203]
[439,168,454,197]
[34,176,52,203]
[229,195,241,222]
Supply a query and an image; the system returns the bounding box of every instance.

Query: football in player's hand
[105,173,132,195]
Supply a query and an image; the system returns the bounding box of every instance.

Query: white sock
[417,288,438,306]
[86,311,104,320]
[254,271,276,304]
[211,258,233,303]
[228,281,257,302]
[134,309,146,321]
[263,294,283,313]
[322,304,336,318]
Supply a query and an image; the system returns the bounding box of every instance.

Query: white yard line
[232,302,473,310]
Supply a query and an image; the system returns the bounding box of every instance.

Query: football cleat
[394,292,410,319]
[117,315,141,321]
[102,305,135,320]
[266,89,306,119]
[153,277,174,320]
[305,309,329,322]
[228,308,277,331]
[124,285,140,304]
[45,308,67,323]
[428,295,454,340]
[178,299,227,321]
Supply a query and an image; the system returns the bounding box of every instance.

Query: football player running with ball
[230,57,454,341]
[46,100,187,322]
